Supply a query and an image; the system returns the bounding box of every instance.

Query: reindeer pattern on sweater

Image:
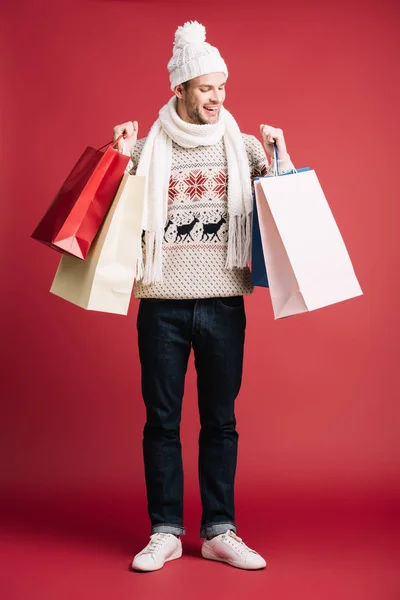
[128,134,293,299]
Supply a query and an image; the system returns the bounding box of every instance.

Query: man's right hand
[113,120,139,154]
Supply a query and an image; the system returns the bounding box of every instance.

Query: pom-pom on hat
[168,21,228,90]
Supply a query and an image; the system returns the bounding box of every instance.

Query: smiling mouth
[204,106,219,114]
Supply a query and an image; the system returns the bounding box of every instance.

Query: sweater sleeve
[123,138,146,175]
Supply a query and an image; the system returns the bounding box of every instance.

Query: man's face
[175,73,227,125]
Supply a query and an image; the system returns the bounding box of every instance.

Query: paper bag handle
[96,134,124,154]
[273,142,297,177]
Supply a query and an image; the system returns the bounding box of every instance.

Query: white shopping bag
[254,154,362,319]
[50,173,145,315]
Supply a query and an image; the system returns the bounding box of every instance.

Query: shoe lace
[143,533,170,555]
[223,530,251,556]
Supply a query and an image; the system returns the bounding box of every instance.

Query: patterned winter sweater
[127,134,293,300]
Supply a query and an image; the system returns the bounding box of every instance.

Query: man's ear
[174,84,184,99]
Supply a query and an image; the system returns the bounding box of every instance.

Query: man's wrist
[270,153,290,162]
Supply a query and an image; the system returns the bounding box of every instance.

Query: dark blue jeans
[137,296,246,538]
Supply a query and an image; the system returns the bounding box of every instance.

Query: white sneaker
[132,533,182,572]
[201,530,267,570]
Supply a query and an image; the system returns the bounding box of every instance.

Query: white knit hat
[168,21,228,90]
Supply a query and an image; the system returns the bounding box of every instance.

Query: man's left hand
[260,124,289,159]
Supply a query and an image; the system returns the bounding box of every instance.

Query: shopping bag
[251,165,311,288]
[50,174,145,315]
[254,146,363,319]
[31,135,129,259]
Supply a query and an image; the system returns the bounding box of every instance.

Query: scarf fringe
[225,213,253,269]
[141,230,164,285]
[135,239,144,281]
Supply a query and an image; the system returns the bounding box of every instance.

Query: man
[113,20,293,572]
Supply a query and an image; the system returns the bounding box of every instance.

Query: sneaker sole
[201,546,266,570]
[132,547,182,572]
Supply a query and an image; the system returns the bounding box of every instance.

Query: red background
[1,0,399,598]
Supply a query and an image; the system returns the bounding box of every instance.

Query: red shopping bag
[31,135,130,259]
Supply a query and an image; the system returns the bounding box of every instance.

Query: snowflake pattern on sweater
[127,134,293,299]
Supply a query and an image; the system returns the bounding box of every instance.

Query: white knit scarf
[135,96,253,285]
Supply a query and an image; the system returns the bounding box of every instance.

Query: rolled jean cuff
[152,523,186,536]
[200,522,237,539]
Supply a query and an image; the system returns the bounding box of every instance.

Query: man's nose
[210,90,222,104]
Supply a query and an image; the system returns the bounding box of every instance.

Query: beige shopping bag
[254,171,363,319]
[50,173,145,315]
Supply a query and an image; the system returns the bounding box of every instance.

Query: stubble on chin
[185,97,220,125]
[187,105,207,125]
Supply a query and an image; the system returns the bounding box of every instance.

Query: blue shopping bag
[251,145,310,288]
